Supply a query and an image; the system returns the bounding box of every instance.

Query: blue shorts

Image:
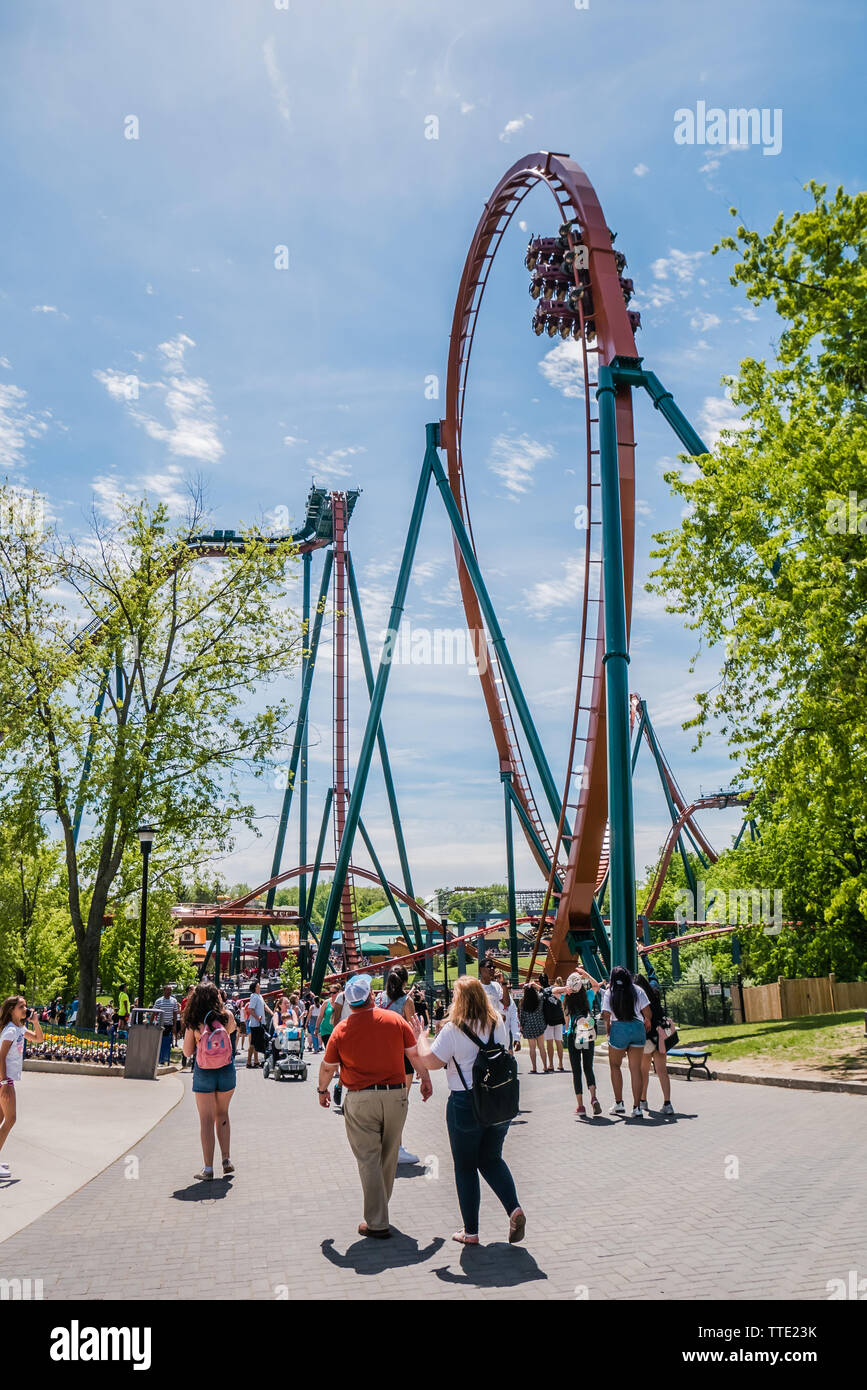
[192,1061,236,1094]
[609,1019,647,1051]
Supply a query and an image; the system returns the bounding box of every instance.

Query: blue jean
[159,1028,173,1065]
[445,1091,519,1237]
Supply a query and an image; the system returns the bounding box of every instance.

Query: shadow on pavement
[434,1242,546,1289]
[172,1177,235,1202]
[321,1230,445,1273]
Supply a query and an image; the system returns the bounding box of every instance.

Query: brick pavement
[0,1050,864,1301]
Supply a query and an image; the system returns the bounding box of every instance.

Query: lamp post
[136,825,155,1015]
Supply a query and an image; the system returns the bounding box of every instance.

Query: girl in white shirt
[411,976,525,1247]
[0,995,44,1179]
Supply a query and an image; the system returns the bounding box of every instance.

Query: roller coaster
[39,150,767,997]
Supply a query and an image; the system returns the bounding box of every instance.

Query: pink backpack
[196,1014,233,1069]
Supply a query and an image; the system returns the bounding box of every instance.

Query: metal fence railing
[657,979,735,1028]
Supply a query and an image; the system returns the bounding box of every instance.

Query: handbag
[663,1019,679,1050]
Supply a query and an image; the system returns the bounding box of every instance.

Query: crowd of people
[1,953,677,1242]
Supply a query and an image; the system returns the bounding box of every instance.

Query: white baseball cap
[344,974,373,1008]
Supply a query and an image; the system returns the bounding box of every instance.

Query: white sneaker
[640,1100,650,1113]
[397,1146,419,1165]
[609,1101,625,1115]
[661,1101,675,1116]
[0,1163,11,1177]
[631,1105,644,1119]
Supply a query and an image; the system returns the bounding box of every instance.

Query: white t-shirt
[246,993,265,1025]
[481,980,504,1015]
[601,984,650,1024]
[1,1023,26,1082]
[430,1016,510,1091]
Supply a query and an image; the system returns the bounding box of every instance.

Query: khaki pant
[342,1088,408,1231]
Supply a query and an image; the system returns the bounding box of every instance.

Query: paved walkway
[0,1051,863,1300]
[0,1071,183,1243]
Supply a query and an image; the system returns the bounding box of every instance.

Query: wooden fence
[738,974,867,1023]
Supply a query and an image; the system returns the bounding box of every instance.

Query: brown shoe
[357,1223,391,1240]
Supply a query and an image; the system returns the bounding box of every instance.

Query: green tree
[648,183,867,979]
[0,491,302,1026]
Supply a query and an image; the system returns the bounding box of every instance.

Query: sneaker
[640,1100,650,1113]
[591,1099,602,1116]
[575,1104,586,1116]
[222,1159,235,1175]
[631,1105,644,1119]
[193,1168,214,1181]
[398,1146,419,1165]
[609,1101,625,1116]
[0,1162,10,1178]
[661,1101,675,1116]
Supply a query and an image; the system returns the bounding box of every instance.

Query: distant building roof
[356,904,439,930]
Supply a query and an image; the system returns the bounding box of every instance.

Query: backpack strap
[459,1022,484,1048]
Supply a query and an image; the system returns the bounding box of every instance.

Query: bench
[667,1047,715,1080]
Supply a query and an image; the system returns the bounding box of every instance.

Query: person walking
[152,985,180,1066]
[601,966,652,1118]
[479,957,506,1016]
[376,965,420,1166]
[540,979,566,1072]
[411,976,525,1246]
[0,996,44,1179]
[244,980,271,1070]
[317,974,431,1239]
[634,974,675,1116]
[518,982,547,1072]
[306,996,322,1053]
[116,985,131,1035]
[563,974,601,1116]
[182,983,238,1180]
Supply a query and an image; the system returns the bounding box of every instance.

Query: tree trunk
[77,928,101,1031]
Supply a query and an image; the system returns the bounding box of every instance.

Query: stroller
[263,1021,308,1082]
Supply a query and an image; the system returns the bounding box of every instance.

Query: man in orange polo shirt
[318,973,432,1239]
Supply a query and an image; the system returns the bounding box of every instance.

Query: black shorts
[249,1025,266,1052]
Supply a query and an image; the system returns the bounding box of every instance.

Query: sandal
[508,1208,526,1245]
[452,1231,480,1245]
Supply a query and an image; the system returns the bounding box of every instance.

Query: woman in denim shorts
[600,967,652,1119]
[182,983,237,1181]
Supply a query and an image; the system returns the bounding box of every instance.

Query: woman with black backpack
[540,976,566,1072]
[634,974,675,1116]
[411,976,525,1247]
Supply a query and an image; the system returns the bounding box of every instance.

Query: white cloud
[0,356,11,369]
[94,333,224,465]
[735,305,760,322]
[524,555,584,618]
[145,283,154,296]
[305,444,366,484]
[488,433,553,498]
[32,304,59,314]
[460,101,475,115]
[537,338,585,399]
[499,113,532,142]
[633,163,649,177]
[689,311,721,331]
[0,382,50,471]
[282,434,307,447]
[699,392,747,448]
[651,250,705,285]
[263,36,291,127]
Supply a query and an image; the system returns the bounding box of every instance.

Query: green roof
[356,904,436,929]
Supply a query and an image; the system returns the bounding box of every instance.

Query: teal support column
[596,365,637,974]
[347,553,423,951]
[356,814,416,954]
[429,450,570,839]
[266,553,333,910]
[502,772,520,987]
[299,550,311,925]
[311,427,438,993]
[304,788,334,938]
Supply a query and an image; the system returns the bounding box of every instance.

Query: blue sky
[2,0,864,898]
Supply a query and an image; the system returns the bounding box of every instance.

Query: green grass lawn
[677,1010,867,1080]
